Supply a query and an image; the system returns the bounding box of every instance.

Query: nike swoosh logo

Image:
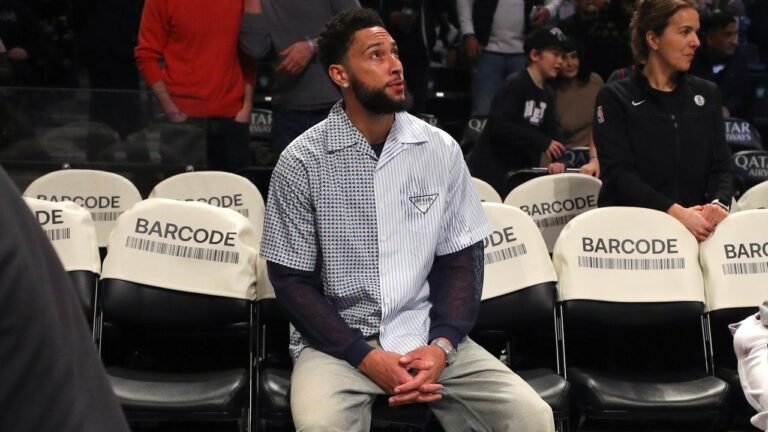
[632,99,646,106]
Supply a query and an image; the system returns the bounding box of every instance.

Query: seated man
[690,11,751,119]
[731,304,768,431]
[260,8,555,432]
[468,27,568,194]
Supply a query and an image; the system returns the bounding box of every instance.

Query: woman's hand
[668,204,714,242]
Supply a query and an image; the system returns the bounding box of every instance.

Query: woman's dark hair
[317,8,385,71]
[559,37,592,85]
[630,0,698,63]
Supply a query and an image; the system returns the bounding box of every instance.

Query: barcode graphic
[125,236,239,264]
[578,256,685,270]
[91,211,123,222]
[45,227,70,241]
[535,213,577,229]
[722,261,768,275]
[236,208,249,217]
[485,244,528,265]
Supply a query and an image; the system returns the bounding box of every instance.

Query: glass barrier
[0,87,276,196]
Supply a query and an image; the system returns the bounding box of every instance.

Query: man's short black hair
[702,11,737,34]
[318,8,385,71]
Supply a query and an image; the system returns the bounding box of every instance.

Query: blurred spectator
[747,0,768,68]
[0,37,12,84]
[553,37,601,176]
[240,0,360,155]
[73,0,144,159]
[374,0,435,113]
[690,11,751,119]
[0,166,131,432]
[456,0,563,116]
[560,0,634,81]
[468,27,567,193]
[0,0,43,86]
[135,0,254,172]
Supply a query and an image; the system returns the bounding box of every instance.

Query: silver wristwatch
[431,338,457,366]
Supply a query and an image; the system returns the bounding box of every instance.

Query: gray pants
[291,337,555,432]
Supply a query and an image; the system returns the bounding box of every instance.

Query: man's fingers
[418,383,443,393]
[389,390,442,406]
[402,359,434,371]
[393,370,430,394]
[388,390,421,406]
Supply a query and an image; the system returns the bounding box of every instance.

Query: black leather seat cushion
[108,367,247,413]
[261,367,291,414]
[568,368,729,419]
[518,368,570,417]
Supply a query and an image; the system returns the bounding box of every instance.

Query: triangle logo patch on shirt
[409,194,439,214]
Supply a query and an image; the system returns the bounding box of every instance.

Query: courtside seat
[734,180,768,211]
[24,197,101,327]
[24,169,143,249]
[505,173,601,253]
[471,177,501,203]
[100,198,259,431]
[150,170,274,329]
[458,116,487,157]
[701,210,768,427]
[474,203,569,429]
[731,150,768,197]
[553,207,730,429]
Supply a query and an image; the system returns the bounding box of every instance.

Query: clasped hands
[669,203,728,242]
[358,344,447,407]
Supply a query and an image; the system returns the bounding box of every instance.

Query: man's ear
[328,64,349,88]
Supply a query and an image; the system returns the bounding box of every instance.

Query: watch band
[430,338,456,366]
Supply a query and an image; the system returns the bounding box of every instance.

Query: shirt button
[381,235,387,242]
[380,325,385,332]
[381,269,387,276]
[379,204,385,210]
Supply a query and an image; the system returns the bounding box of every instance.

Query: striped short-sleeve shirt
[261,102,491,358]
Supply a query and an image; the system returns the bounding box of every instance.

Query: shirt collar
[324,101,428,153]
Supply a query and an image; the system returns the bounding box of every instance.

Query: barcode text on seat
[485,243,527,265]
[578,256,685,270]
[45,227,71,241]
[125,236,239,264]
[722,261,768,275]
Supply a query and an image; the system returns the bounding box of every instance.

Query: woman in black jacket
[593,0,733,242]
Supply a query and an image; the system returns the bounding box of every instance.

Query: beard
[349,75,414,114]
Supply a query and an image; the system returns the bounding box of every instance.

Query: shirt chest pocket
[402,188,444,233]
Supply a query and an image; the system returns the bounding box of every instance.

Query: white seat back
[700,210,768,312]
[101,198,260,300]
[24,170,142,248]
[734,180,768,212]
[149,171,272,299]
[504,173,601,252]
[553,207,705,303]
[481,203,557,300]
[472,177,502,203]
[24,197,100,274]
[149,171,265,239]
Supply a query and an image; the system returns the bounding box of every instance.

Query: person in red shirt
[135,0,255,172]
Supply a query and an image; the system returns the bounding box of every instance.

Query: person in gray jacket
[240,0,360,154]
